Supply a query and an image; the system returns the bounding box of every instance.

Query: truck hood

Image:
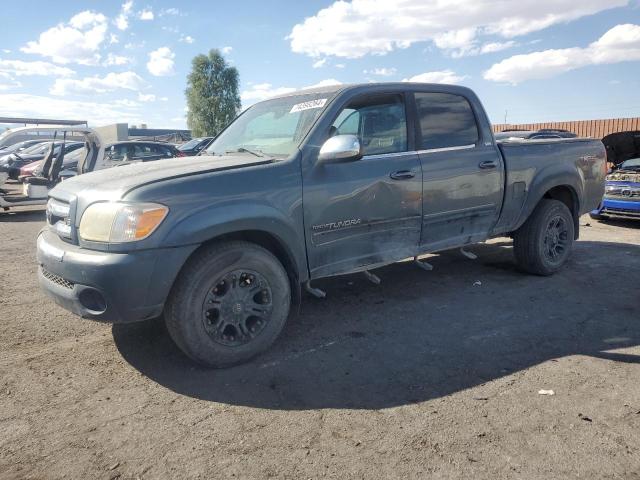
[51,154,273,203]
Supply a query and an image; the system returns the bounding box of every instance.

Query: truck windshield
[205,93,332,158]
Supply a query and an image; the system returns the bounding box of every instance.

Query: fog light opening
[78,288,107,314]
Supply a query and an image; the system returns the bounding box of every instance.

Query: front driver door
[302,92,423,279]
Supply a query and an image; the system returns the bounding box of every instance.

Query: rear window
[415,92,479,150]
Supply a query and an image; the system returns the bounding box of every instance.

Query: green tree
[185,49,241,137]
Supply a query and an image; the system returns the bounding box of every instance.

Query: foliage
[185,49,241,137]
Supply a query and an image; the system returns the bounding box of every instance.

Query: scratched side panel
[302,152,423,279]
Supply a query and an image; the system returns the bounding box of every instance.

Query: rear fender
[513,171,583,234]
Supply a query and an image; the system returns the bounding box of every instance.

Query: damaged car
[590,131,640,220]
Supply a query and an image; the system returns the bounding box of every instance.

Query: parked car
[21,147,88,180]
[18,159,43,178]
[177,137,214,156]
[1,141,83,180]
[37,82,606,368]
[0,139,48,156]
[494,129,578,140]
[590,157,640,219]
[103,141,181,167]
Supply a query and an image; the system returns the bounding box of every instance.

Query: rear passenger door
[414,91,503,250]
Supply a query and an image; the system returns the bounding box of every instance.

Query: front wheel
[165,241,291,368]
[513,199,575,276]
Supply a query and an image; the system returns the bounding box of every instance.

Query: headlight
[79,202,168,243]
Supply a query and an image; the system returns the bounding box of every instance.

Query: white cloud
[115,1,134,30]
[288,0,627,59]
[21,11,108,65]
[312,58,327,68]
[304,79,343,89]
[403,70,468,84]
[139,8,154,20]
[0,93,145,125]
[0,59,75,77]
[50,71,146,96]
[138,93,156,102]
[363,67,397,76]
[484,23,640,84]
[0,72,22,91]
[241,83,297,103]
[159,7,182,16]
[180,35,195,44]
[109,33,119,44]
[221,46,233,54]
[241,79,343,104]
[103,53,133,66]
[479,41,517,54]
[147,47,175,76]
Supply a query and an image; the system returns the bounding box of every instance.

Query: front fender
[161,201,308,281]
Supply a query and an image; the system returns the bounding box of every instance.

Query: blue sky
[0,0,639,129]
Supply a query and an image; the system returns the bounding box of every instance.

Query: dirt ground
[0,202,639,479]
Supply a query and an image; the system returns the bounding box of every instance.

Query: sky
[0,0,639,129]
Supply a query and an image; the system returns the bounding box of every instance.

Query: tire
[513,199,575,276]
[165,241,291,368]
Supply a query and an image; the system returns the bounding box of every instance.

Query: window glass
[415,92,479,150]
[331,94,407,156]
[106,144,129,161]
[205,93,332,158]
[133,144,155,158]
[153,145,173,157]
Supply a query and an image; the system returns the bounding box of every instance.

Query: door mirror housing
[318,134,362,164]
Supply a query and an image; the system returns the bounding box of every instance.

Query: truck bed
[492,137,606,235]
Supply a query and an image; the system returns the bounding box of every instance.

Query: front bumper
[591,197,640,218]
[36,229,197,323]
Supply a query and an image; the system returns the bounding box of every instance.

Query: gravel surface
[1,204,639,479]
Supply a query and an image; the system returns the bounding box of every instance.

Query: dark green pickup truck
[37,83,606,367]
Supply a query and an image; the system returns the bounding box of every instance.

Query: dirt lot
[1,204,639,479]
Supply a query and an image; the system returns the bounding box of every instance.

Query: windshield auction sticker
[290,98,327,113]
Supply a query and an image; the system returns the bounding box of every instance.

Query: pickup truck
[37,83,606,367]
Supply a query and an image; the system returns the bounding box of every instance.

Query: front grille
[41,267,75,290]
[602,207,640,216]
[605,186,640,199]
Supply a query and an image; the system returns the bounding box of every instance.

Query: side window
[106,145,126,161]
[415,92,479,150]
[330,94,407,156]
[133,144,155,159]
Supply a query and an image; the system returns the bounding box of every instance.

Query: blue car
[591,157,640,220]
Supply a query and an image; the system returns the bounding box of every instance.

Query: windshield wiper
[224,147,265,158]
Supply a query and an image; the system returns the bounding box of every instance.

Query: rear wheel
[513,199,575,276]
[165,241,291,367]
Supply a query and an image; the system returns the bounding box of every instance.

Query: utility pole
[504,109,508,124]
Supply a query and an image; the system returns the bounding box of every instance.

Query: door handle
[390,170,415,180]
[478,160,497,169]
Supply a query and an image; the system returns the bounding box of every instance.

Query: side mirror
[318,134,362,164]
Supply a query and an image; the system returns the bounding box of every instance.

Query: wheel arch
[542,185,580,239]
[513,178,582,240]
[173,229,304,312]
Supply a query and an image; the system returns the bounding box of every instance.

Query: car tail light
[176,151,186,157]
